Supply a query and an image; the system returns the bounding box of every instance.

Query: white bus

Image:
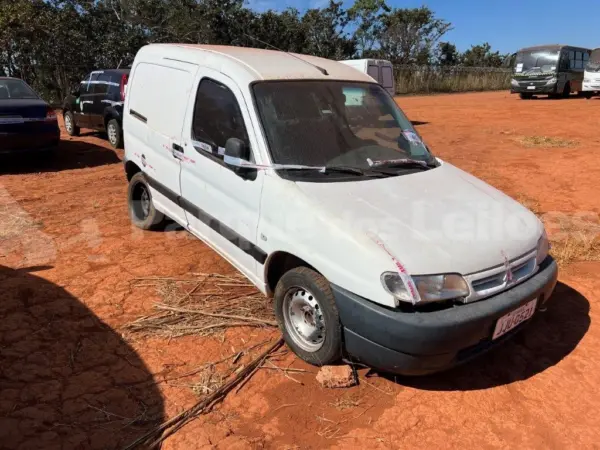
[583,48,600,99]
[339,59,395,96]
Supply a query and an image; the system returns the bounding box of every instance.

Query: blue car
[0,77,60,155]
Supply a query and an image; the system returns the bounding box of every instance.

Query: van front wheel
[128,172,165,230]
[274,267,342,366]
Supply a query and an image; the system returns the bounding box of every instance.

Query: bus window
[381,66,393,90]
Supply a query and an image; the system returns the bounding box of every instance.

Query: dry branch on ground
[124,273,276,337]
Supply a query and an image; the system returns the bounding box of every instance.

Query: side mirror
[224,138,252,175]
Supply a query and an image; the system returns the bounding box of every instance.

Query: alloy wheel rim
[108,123,118,145]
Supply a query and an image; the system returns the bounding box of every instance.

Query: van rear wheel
[274,267,342,366]
[128,172,165,230]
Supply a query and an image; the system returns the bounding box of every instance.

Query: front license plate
[527,86,536,90]
[492,298,537,340]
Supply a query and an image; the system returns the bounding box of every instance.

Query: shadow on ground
[0,265,165,448]
[0,139,121,175]
[390,282,590,391]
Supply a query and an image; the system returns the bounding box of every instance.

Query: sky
[246,0,600,54]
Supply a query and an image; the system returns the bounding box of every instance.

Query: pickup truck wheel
[63,111,80,136]
[107,119,123,149]
[128,172,165,230]
[274,267,342,366]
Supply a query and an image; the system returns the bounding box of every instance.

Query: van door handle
[172,143,184,152]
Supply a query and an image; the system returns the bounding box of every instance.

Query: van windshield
[252,81,435,179]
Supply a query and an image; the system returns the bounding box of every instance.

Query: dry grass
[550,232,600,267]
[124,273,276,338]
[190,365,225,397]
[516,135,577,148]
[330,393,363,411]
[0,207,42,238]
[395,66,511,94]
[516,194,542,216]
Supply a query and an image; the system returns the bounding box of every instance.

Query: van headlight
[511,79,519,87]
[546,77,557,85]
[381,272,469,304]
[536,229,550,265]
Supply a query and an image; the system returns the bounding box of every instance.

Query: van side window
[192,78,249,160]
[94,74,111,96]
[81,73,97,95]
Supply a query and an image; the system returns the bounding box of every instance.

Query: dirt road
[1,91,599,449]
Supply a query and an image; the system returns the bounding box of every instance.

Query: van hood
[295,162,543,275]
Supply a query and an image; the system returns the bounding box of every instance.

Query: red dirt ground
[1,91,599,449]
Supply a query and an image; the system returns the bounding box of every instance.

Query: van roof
[138,44,376,83]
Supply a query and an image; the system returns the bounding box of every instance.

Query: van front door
[180,69,265,284]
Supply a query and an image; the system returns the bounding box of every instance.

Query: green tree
[461,42,508,67]
[347,0,387,57]
[378,6,452,65]
[301,1,355,60]
[437,41,459,66]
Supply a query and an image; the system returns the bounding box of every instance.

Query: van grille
[462,249,537,303]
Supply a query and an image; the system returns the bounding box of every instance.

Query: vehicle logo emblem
[141,154,147,168]
[501,251,514,285]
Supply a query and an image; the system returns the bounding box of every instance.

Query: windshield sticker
[192,140,213,153]
[217,146,226,156]
[402,130,423,145]
[516,63,523,73]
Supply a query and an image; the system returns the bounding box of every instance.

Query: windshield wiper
[279,165,380,177]
[367,158,434,170]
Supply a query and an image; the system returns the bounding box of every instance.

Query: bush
[394,65,512,95]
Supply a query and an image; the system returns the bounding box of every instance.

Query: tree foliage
[461,42,509,67]
[0,0,507,102]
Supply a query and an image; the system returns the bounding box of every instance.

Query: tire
[584,92,593,100]
[274,267,342,366]
[519,93,533,100]
[63,111,80,136]
[107,118,123,149]
[127,172,165,230]
[562,82,571,98]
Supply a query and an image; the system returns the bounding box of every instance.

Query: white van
[339,59,395,96]
[583,48,600,99]
[123,44,557,375]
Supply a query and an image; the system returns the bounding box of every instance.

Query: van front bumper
[333,256,558,375]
